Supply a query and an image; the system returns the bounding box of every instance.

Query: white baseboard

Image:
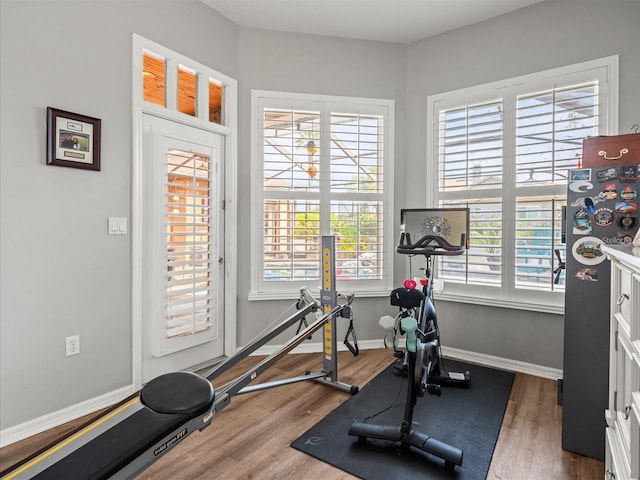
[0,343,562,448]
[0,385,135,448]
[250,338,384,355]
[439,346,563,380]
[251,341,564,380]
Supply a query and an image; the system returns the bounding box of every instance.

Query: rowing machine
[1,236,358,480]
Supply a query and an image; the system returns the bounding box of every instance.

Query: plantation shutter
[436,82,597,291]
[438,100,505,285]
[165,148,214,338]
[513,81,597,289]
[438,101,504,192]
[260,105,387,284]
[329,112,385,280]
[262,108,322,282]
[515,82,599,186]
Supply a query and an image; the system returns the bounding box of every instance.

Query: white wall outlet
[66,335,80,356]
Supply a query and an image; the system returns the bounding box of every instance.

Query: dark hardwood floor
[0,349,604,479]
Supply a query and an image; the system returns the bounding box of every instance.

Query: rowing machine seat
[26,373,215,480]
[141,371,214,415]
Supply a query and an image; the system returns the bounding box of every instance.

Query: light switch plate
[108,217,128,235]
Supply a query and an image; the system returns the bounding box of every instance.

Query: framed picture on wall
[47,107,101,171]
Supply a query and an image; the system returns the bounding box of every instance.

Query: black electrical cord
[361,370,406,423]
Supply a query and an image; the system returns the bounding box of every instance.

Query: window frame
[250,90,395,300]
[426,56,619,313]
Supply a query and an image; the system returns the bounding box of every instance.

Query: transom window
[250,91,394,298]
[142,50,224,124]
[427,56,618,312]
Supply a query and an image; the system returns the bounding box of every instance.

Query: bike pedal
[427,384,442,396]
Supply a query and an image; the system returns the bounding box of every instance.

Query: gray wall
[405,0,640,369]
[1,0,638,435]
[235,29,406,345]
[0,0,238,430]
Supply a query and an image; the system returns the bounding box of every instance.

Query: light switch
[108,217,128,235]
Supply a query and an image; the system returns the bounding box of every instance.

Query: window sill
[433,291,564,315]
[248,288,392,302]
[248,287,564,315]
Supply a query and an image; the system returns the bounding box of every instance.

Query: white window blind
[330,112,385,280]
[262,108,321,281]
[165,149,214,338]
[429,57,617,311]
[252,92,393,297]
[438,101,504,192]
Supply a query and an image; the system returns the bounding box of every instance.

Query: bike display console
[397,208,469,257]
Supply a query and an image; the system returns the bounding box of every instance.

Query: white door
[142,114,225,382]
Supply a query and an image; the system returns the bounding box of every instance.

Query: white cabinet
[602,245,640,480]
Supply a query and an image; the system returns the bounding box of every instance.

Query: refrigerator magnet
[596,167,619,183]
[618,215,637,230]
[571,236,606,265]
[614,202,637,214]
[620,165,638,182]
[575,267,598,282]
[573,209,592,235]
[593,208,614,227]
[621,186,637,201]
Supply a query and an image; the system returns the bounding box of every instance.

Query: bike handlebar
[396,233,466,256]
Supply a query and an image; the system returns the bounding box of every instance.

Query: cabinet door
[607,425,631,480]
[631,348,639,480]
[615,328,635,462]
[631,389,639,479]
[613,262,633,335]
[632,272,640,352]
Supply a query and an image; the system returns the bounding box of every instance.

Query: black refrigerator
[562,134,640,460]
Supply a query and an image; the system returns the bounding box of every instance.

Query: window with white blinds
[252,91,394,297]
[428,56,618,311]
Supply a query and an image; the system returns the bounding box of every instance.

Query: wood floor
[0,349,604,479]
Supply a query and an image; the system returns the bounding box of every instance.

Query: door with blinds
[142,115,224,382]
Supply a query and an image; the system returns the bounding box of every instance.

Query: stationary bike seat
[390,287,424,308]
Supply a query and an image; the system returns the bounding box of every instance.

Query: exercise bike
[348,208,469,469]
[386,230,471,388]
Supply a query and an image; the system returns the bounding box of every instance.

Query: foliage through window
[428,57,618,311]
[252,92,394,296]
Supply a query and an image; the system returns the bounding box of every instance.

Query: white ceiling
[201,0,545,44]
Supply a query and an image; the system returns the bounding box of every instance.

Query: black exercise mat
[291,359,514,480]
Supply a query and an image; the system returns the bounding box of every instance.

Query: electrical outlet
[66,335,80,356]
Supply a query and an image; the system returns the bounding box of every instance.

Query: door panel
[142,114,224,382]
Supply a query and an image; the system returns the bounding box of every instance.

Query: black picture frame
[47,107,101,171]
